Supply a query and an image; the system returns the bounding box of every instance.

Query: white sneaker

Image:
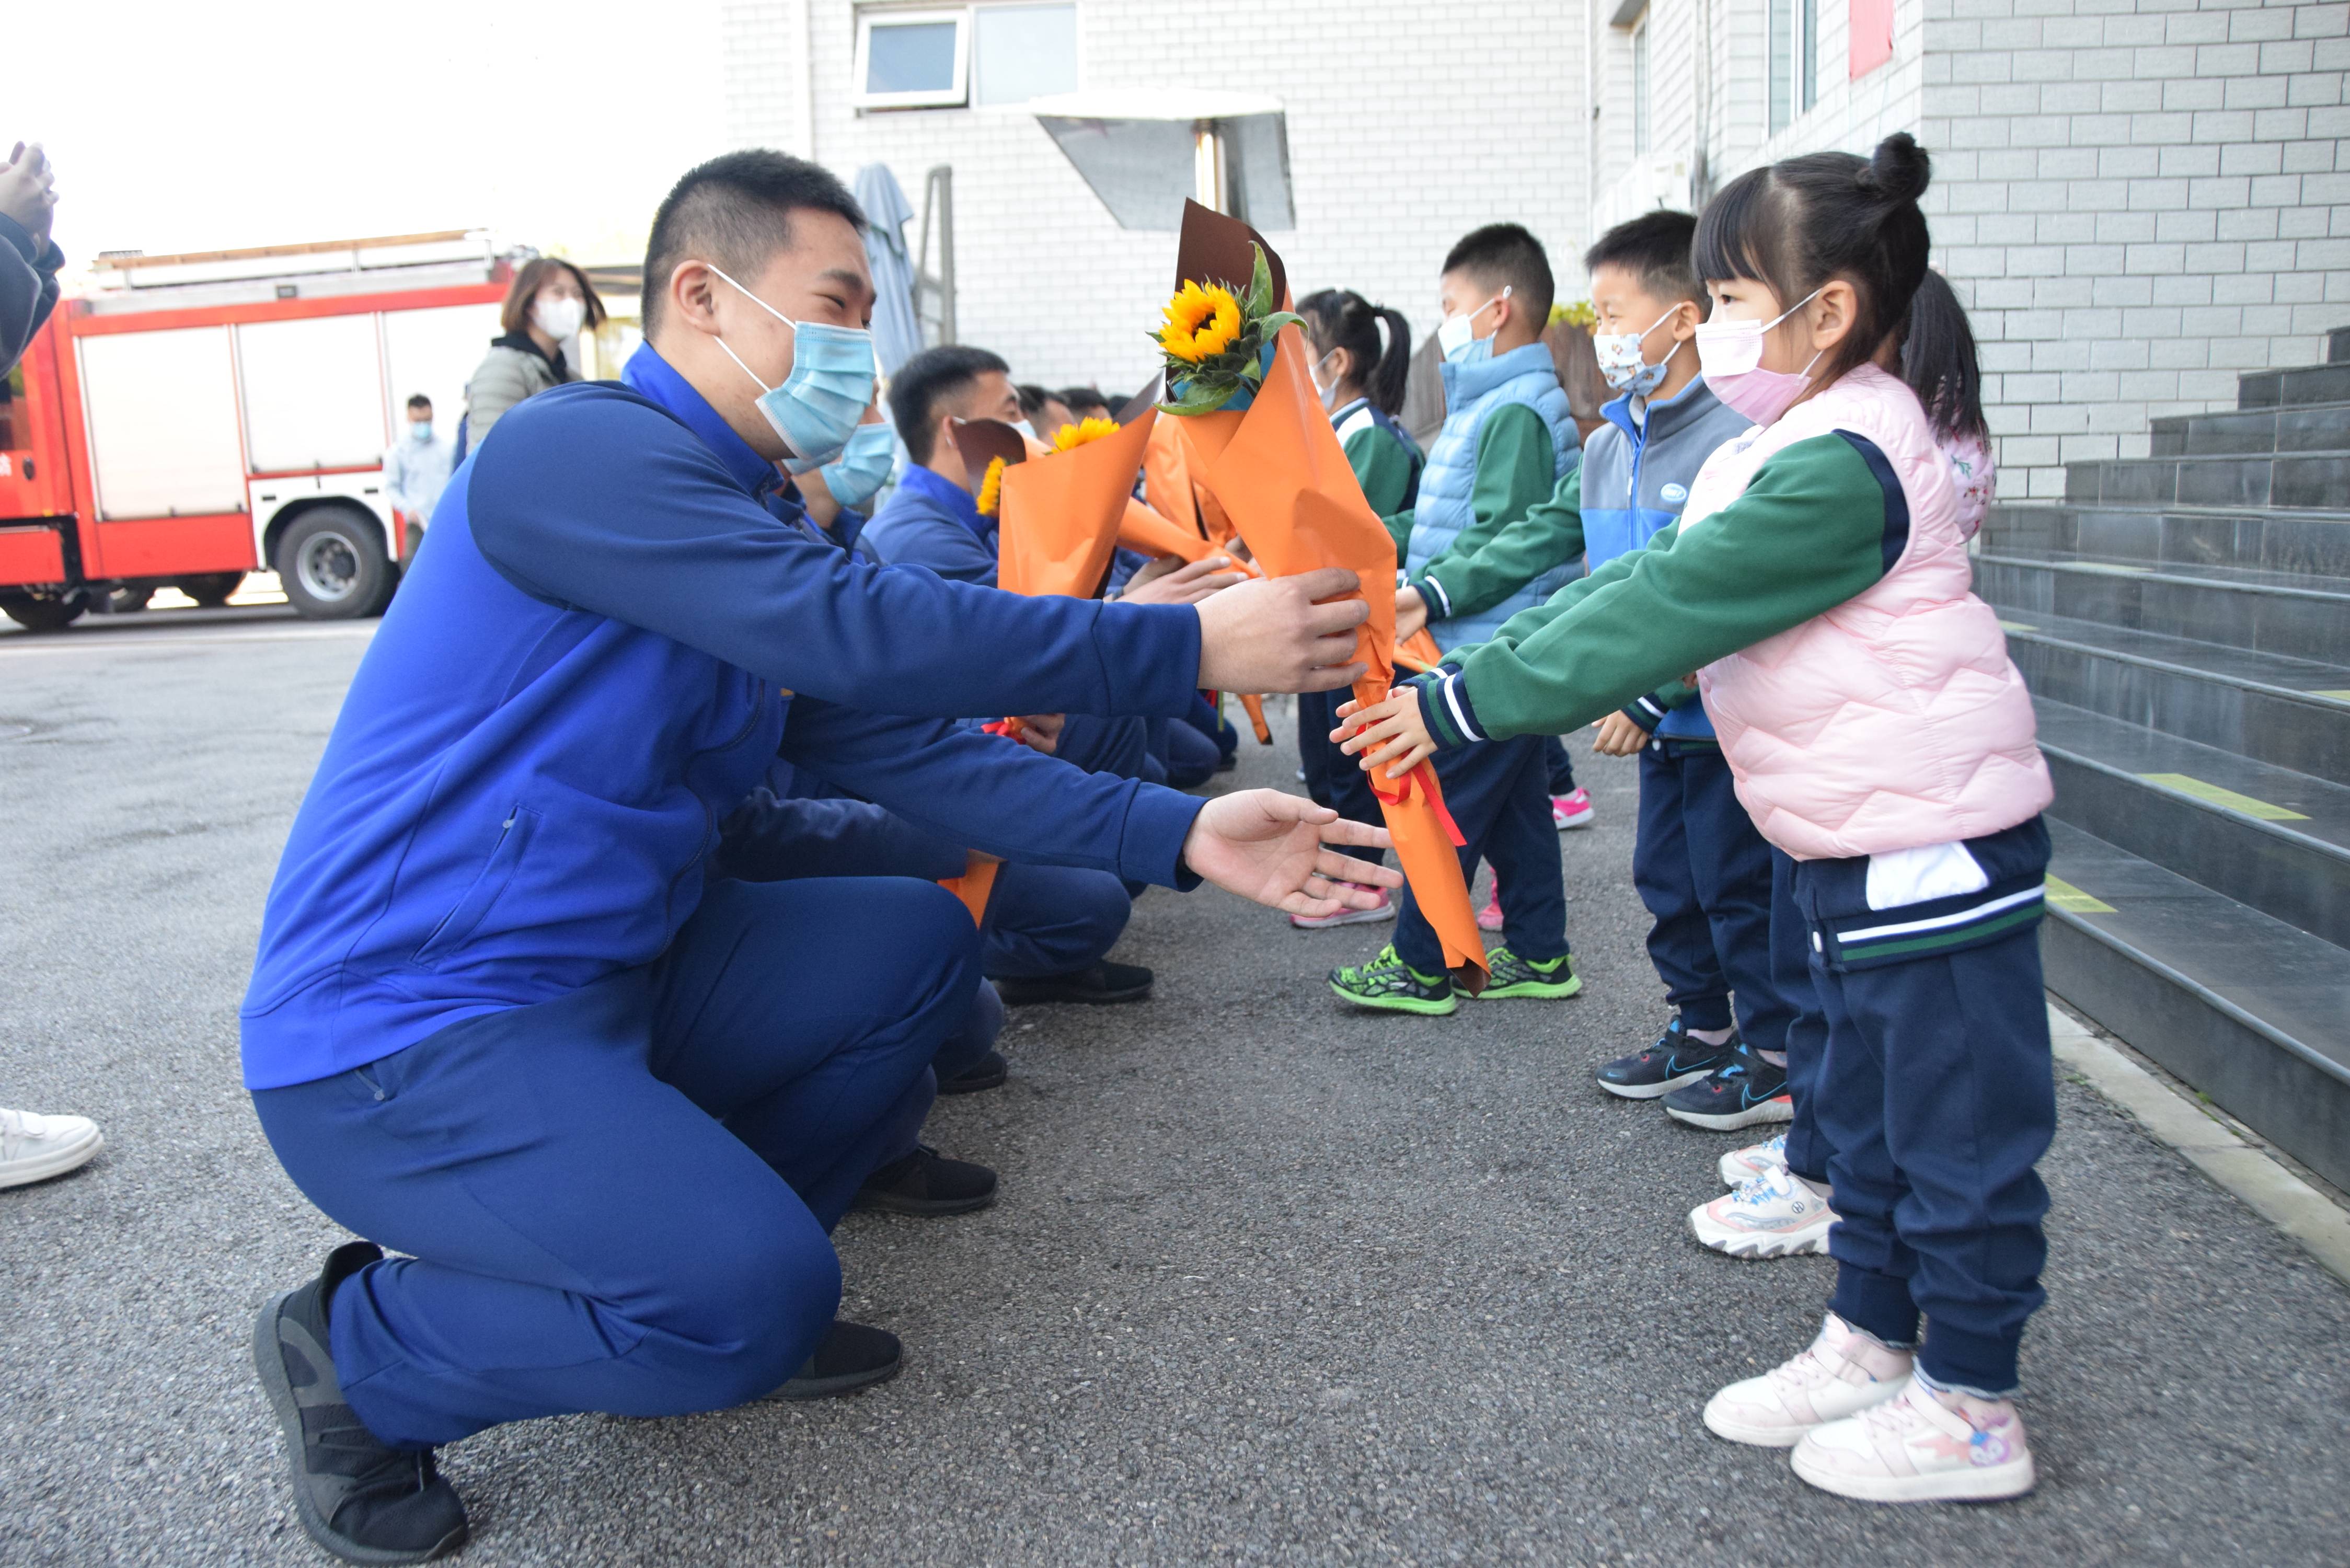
[1689,1165,1837,1258]
[1791,1374,2037,1502]
[1720,1132,1790,1187]
[1703,1312,1913,1447]
[1289,884,1397,930]
[0,1106,103,1190]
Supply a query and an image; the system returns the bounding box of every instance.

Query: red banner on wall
[1851,0,1894,77]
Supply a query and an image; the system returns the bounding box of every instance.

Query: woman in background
[462,257,606,452]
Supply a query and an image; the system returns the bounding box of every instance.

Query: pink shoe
[1551,788,1594,830]
[1289,884,1397,930]
[1476,886,1504,931]
[1791,1374,2036,1502]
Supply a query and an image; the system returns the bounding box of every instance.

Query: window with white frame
[1768,0,1818,133]
[854,4,1077,111]
[1632,20,1650,155]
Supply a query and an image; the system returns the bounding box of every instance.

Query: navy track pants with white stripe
[1790,816,2056,1397]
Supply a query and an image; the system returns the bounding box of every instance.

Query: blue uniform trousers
[1147,713,1223,790]
[1632,740,1793,1051]
[251,875,980,1450]
[1772,848,1834,1185]
[978,862,1133,979]
[1792,816,2056,1396]
[1393,734,1567,972]
[1541,735,1576,796]
[1296,688,1388,867]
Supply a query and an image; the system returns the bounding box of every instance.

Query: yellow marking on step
[1998,620,2037,633]
[2138,773,2310,821]
[2044,875,2115,914]
[2311,690,2350,702]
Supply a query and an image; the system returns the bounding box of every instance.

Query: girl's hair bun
[1861,132,1932,204]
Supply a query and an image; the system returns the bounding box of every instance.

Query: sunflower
[1051,416,1121,452]
[1157,280,1243,364]
[975,456,1006,517]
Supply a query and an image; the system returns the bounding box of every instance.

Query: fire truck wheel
[178,573,244,609]
[0,591,89,632]
[107,586,154,613]
[276,506,393,620]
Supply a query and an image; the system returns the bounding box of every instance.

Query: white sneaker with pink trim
[1550,788,1595,829]
[1719,1132,1790,1187]
[1703,1313,1913,1447]
[1289,884,1397,930]
[1791,1374,2037,1502]
[1689,1165,1837,1257]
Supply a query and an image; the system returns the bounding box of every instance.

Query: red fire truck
[0,232,515,630]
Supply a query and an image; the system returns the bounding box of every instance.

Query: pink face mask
[1695,286,1824,426]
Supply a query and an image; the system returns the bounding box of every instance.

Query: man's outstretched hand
[1193,568,1370,695]
[1180,789,1399,918]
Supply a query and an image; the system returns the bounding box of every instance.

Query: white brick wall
[720,1,1590,390]
[1588,0,2347,502]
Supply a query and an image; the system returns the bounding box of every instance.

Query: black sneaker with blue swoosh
[1595,1016,1742,1100]
[1664,1041,1795,1131]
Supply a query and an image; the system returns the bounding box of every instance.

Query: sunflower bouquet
[1153,243,1306,417]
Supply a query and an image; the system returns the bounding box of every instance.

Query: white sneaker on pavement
[1791,1373,2037,1503]
[1720,1132,1790,1187]
[1689,1164,1837,1258]
[1289,884,1397,930]
[0,1106,103,1189]
[1704,1312,1913,1447]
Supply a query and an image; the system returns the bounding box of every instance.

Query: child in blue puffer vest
[1328,223,1582,1014]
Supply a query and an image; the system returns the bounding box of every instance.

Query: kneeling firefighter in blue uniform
[241,151,1393,1565]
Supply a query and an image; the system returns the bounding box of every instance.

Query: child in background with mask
[1288,289,1424,931]
[1328,225,1582,1013]
[1341,135,2056,1504]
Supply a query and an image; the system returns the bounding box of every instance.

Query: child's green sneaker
[1478,948,1581,999]
[1329,943,1458,1015]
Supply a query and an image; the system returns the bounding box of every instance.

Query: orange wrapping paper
[939,854,999,926]
[1161,202,1487,985]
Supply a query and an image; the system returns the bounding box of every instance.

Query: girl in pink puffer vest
[1341,134,2056,1505]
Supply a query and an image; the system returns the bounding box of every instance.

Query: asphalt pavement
[4,609,2347,1567]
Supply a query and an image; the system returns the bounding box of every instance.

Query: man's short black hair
[641,149,867,332]
[1584,210,1705,310]
[1441,222,1555,325]
[405,393,433,411]
[889,344,1012,463]
[1016,383,1064,419]
[1059,385,1112,418]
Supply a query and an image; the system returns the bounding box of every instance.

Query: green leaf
[1244,245,1274,318]
[1157,382,1238,417]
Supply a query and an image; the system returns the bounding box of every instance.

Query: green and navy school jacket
[1329,397,1423,526]
[1402,343,1580,652]
[237,343,1209,1092]
[1581,377,1752,742]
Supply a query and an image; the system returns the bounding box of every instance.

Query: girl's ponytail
[1368,305,1414,417]
[1902,270,1988,446]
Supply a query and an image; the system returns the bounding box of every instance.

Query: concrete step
[1992,609,2350,785]
[2240,361,2350,410]
[2149,400,2350,458]
[2064,449,2350,511]
[2042,817,2350,1193]
[1982,503,2350,580]
[1975,550,2350,664]
[2035,697,2350,948]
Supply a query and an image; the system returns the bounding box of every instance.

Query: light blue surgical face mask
[1437,287,1509,367]
[817,422,895,509]
[707,264,877,472]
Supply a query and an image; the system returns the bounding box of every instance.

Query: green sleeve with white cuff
[1407,403,1562,621]
[1421,432,1905,746]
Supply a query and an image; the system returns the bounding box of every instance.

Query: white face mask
[532,295,586,342]
[1309,350,1341,411]
[1436,287,1510,366]
[1593,306,1684,396]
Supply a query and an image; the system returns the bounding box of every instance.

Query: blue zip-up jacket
[238,344,1206,1090]
[859,465,1000,585]
[1581,376,1752,741]
[1403,343,1580,652]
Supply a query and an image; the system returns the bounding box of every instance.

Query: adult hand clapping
[1179,791,1398,918]
[1,143,57,249]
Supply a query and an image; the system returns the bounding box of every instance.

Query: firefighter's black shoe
[252,1242,469,1564]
